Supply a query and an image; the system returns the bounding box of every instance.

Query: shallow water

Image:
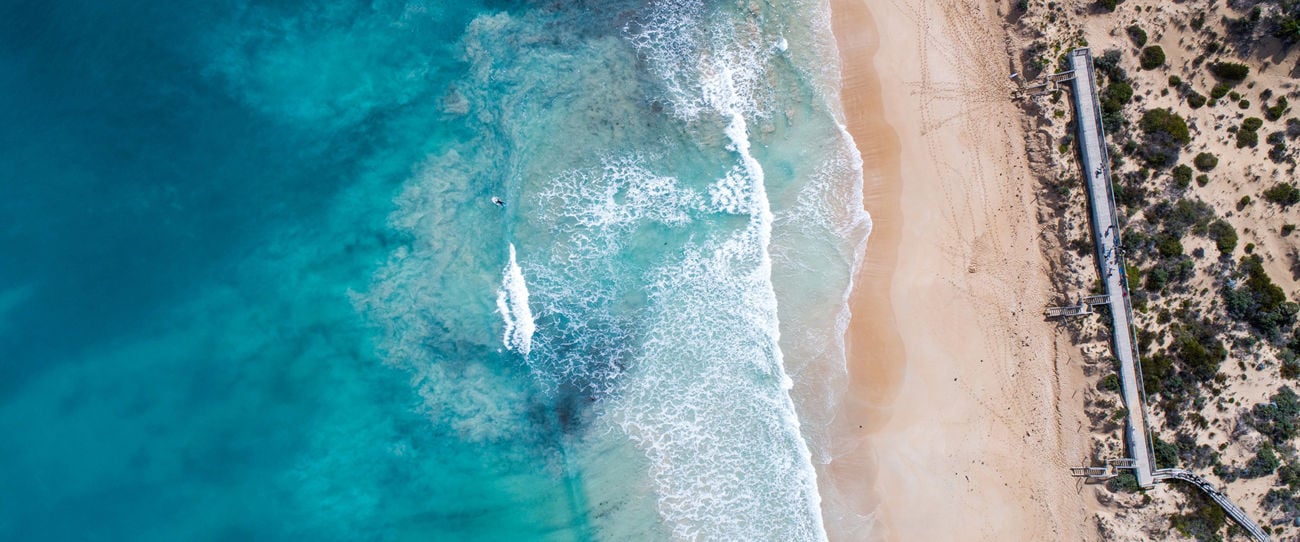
[0,1,868,539]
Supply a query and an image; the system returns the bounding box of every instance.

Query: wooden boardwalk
[1066,48,1156,489]
[1065,48,1271,542]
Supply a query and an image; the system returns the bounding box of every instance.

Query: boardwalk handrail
[1153,469,1272,542]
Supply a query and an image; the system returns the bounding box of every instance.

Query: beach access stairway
[1063,48,1271,542]
[1066,48,1157,489]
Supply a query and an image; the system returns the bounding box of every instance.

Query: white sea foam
[497,243,535,356]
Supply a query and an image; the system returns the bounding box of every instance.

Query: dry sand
[825,0,1097,538]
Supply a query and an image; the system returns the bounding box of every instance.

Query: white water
[497,243,535,356]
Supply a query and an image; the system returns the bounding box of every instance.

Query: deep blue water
[0,0,869,539]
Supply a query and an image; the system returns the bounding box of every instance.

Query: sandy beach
[827,0,1096,538]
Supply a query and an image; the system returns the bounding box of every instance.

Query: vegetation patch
[1207,220,1237,254]
[1224,255,1299,338]
[1193,152,1218,171]
[1139,108,1191,165]
[1209,61,1250,82]
[1263,183,1300,207]
[1140,46,1166,70]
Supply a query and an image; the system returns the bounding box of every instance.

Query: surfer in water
[491,196,505,207]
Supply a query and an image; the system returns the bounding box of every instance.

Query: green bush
[1243,117,1264,131]
[1239,99,1251,109]
[1172,164,1194,188]
[1209,61,1250,82]
[1265,96,1289,121]
[1263,183,1300,206]
[1140,46,1166,69]
[1141,353,1174,394]
[1140,108,1191,143]
[1102,81,1134,114]
[1193,152,1218,171]
[1207,219,1238,254]
[1237,128,1259,148]
[1156,233,1184,257]
[1139,109,1191,165]
[1224,255,1300,337]
[1195,174,1209,186]
[1127,25,1149,46]
[1173,322,1227,381]
[1249,387,1299,445]
[1097,0,1120,11]
[1168,75,1182,87]
[1187,92,1206,108]
[1210,83,1231,99]
[1242,443,1281,478]
[1279,18,1300,43]
[1099,374,1121,392]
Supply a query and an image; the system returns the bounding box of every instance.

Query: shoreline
[824,0,905,537]
[826,0,1095,538]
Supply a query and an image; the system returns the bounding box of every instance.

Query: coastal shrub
[1171,164,1193,189]
[1269,143,1288,163]
[1238,195,1251,209]
[1189,10,1206,30]
[1210,83,1231,100]
[1140,109,1190,143]
[1168,75,1182,87]
[1160,198,1214,236]
[1207,220,1237,254]
[1107,472,1140,493]
[1173,322,1227,381]
[1283,224,1296,236]
[1127,25,1149,47]
[1209,62,1250,82]
[1102,81,1133,113]
[1186,92,1206,109]
[1241,443,1281,478]
[1139,46,1165,70]
[1096,0,1121,12]
[1142,353,1174,395]
[1153,436,1179,468]
[1170,487,1227,540]
[1224,255,1299,338]
[1156,234,1184,257]
[1236,128,1259,148]
[1263,183,1300,207]
[1265,96,1289,121]
[1268,131,1286,145]
[1280,17,1300,43]
[1195,174,1208,187]
[1229,91,1242,101]
[1238,99,1251,109]
[1242,117,1264,131]
[1094,49,1127,84]
[1139,108,1191,165]
[1248,387,1299,445]
[1193,152,1218,171]
[1099,374,1121,392]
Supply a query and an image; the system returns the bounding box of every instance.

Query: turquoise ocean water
[0,0,869,539]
